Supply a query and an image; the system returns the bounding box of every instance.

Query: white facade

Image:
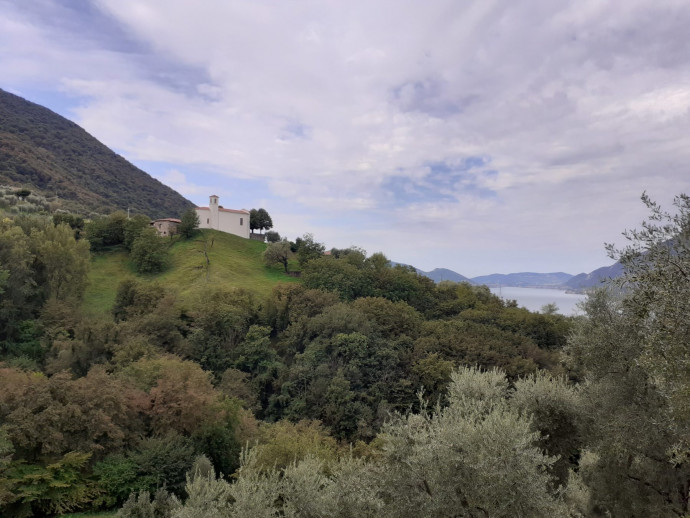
[195,195,250,239]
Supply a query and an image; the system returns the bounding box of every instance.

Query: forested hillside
[0,89,193,218]
[1,193,689,517]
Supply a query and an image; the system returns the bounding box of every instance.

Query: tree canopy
[249,208,273,234]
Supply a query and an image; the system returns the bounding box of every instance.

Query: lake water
[489,286,587,315]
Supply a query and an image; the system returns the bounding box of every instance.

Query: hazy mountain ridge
[563,262,624,292]
[404,263,575,288]
[411,262,625,292]
[0,88,194,219]
[471,272,573,287]
[417,267,472,283]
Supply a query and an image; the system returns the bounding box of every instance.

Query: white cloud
[2,0,690,275]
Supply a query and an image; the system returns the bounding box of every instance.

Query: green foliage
[117,488,176,518]
[113,279,167,323]
[264,231,280,243]
[0,366,141,461]
[85,212,128,251]
[172,368,569,518]
[95,434,194,507]
[1,319,44,366]
[53,213,85,238]
[0,217,36,340]
[186,288,257,376]
[32,222,91,300]
[606,192,690,422]
[0,217,90,350]
[302,256,369,300]
[512,371,583,485]
[178,210,199,240]
[131,228,168,273]
[558,194,690,517]
[1,451,97,517]
[0,268,8,295]
[93,455,140,508]
[130,435,196,497]
[373,367,567,517]
[123,215,153,251]
[566,288,690,516]
[301,250,439,311]
[249,208,272,234]
[253,420,338,472]
[296,233,325,266]
[262,240,290,273]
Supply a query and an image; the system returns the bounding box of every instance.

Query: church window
[207,218,209,224]
[240,217,243,225]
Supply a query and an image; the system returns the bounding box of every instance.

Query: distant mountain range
[0,88,194,218]
[410,263,624,293]
[415,268,472,283]
[471,272,573,288]
[562,262,623,291]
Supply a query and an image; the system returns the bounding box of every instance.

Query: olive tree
[263,240,290,273]
[563,193,690,516]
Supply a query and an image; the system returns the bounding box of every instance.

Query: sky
[1,0,689,277]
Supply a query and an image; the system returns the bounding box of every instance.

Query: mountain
[471,272,573,288]
[0,88,194,219]
[562,262,624,292]
[419,267,472,283]
[391,262,472,283]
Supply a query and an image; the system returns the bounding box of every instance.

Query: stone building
[151,218,181,236]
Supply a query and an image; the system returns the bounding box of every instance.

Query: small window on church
[240,217,243,225]
[207,218,209,224]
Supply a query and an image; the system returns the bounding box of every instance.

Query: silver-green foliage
[562,194,690,516]
[374,367,569,518]
[172,367,570,518]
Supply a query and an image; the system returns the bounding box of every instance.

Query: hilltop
[84,229,297,316]
[0,88,193,218]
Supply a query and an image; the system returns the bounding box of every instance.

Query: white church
[195,195,250,239]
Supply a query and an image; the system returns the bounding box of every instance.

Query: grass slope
[83,230,298,316]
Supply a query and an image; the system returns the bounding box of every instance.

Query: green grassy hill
[0,88,194,218]
[84,230,298,316]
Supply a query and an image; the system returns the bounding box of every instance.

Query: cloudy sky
[2,0,689,276]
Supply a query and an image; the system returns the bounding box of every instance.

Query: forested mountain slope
[0,88,193,218]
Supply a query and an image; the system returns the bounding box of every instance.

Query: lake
[489,286,587,315]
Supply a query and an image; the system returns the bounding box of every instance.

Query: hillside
[563,261,624,292]
[420,267,472,283]
[0,88,193,218]
[84,229,297,316]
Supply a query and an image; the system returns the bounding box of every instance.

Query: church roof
[195,206,250,214]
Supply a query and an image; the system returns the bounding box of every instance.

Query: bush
[131,228,168,273]
[265,231,281,243]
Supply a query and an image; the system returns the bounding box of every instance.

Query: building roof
[195,206,250,214]
[151,218,182,223]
